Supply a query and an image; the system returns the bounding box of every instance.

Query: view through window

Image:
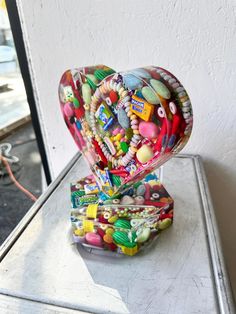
[0,0,43,245]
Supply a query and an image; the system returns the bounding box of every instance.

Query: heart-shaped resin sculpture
[59,65,193,196]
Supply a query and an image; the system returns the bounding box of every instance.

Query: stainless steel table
[0,154,234,314]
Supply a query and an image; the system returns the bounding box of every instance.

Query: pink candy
[63,102,74,117]
[85,232,103,247]
[139,121,159,139]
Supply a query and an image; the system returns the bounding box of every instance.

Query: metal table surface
[0,154,234,314]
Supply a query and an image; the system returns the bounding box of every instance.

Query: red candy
[109,90,118,103]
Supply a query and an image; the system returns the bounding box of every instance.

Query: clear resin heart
[59,65,193,196]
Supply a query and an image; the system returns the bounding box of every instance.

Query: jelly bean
[112,128,121,136]
[103,233,113,244]
[106,227,115,235]
[136,227,151,243]
[82,83,92,104]
[141,86,160,105]
[97,228,105,238]
[150,79,171,99]
[136,145,154,164]
[85,232,103,247]
[109,90,118,103]
[120,142,129,153]
[158,218,172,230]
[108,215,118,223]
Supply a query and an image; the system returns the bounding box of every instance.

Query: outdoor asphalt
[0,122,42,245]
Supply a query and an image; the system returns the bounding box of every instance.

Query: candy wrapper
[70,173,173,256]
[59,65,193,197]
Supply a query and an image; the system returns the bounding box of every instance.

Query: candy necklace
[89,78,141,167]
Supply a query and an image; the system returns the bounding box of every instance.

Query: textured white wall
[17,0,236,298]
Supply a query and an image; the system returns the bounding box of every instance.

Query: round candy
[158,218,172,230]
[136,227,151,243]
[150,79,171,99]
[114,219,131,229]
[120,195,135,205]
[136,145,154,164]
[112,231,136,247]
[85,232,103,247]
[136,184,146,196]
[141,86,160,105]
[139,121,159,139]
[109,90,118,103]
[134,196,145,205]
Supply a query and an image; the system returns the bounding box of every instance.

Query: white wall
[17,0,236,298]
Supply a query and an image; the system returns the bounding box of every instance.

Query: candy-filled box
[70,174,173,256]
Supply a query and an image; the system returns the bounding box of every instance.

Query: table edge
[193,155,235,314]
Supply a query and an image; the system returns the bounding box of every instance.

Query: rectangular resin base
[70,172,174,256]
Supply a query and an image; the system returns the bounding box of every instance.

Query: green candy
[82,83,91,104]
[111,174,121,187]
[72,97,80,108]
[86,74,98,90]
[141,86,160,105]
[94,68,115,81]
[112,230,136,247]
[114,219,131,229]
[120,142,128,153]
[158,218,172,230]
[150,79,171,99]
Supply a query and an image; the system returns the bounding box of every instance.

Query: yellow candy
[136,144,154,164]
[108,215,118,224]
[118,244,138,256]
[106,227,115,235]
[103,234,113,244]
[74,228,84,236]
[114,134,122,141]
[83,220,94,232]
[86,204,98,219]
[131,95,154,121]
